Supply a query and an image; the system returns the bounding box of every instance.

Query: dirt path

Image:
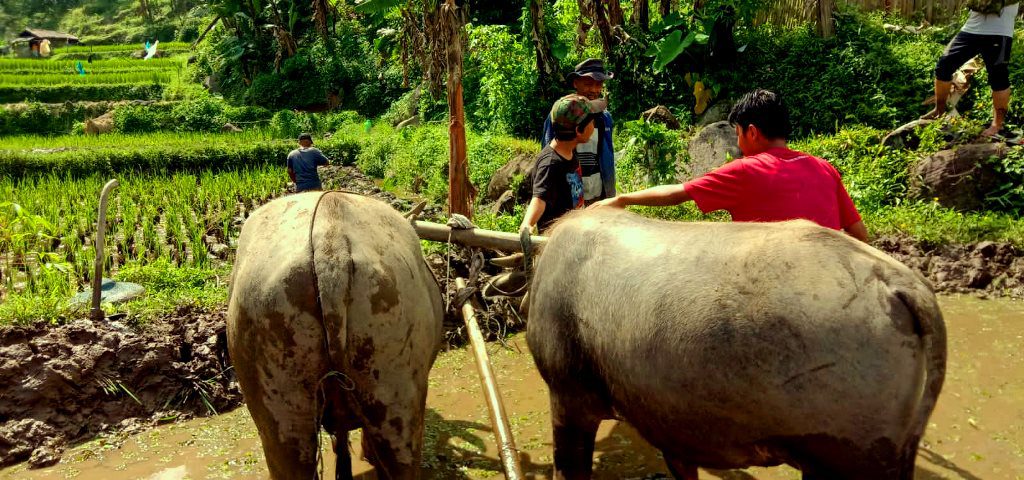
[4,296,1021,479]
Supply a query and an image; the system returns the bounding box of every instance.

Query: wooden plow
[408,204,538,480]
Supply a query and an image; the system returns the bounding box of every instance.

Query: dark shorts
[936,31,1013,91]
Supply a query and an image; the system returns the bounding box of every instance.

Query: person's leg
[921,79,954,119]
[984,88,1011,136]
[981,36,1013,136]
[923,32,982,119]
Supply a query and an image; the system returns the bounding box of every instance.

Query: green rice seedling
[0,71,175,86]
[55,43,191,54]
[0,57,184,75]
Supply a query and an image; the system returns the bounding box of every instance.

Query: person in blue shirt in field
[542,58,617,203]
[287,133,331,192]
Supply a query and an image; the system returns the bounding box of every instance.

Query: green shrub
[114,103,174,133]
[170,97,225,132]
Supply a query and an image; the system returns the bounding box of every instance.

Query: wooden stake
[455,277,523,480]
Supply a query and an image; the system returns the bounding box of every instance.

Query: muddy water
[4,296,1022,480]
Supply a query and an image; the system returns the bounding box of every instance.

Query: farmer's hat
[566,58,614,83]
[550,94,607,132]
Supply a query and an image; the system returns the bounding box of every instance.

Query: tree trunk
[442,0,474,218]
[817,0,835,38]
[632,0,650,31]
[575,0,594,52]
[592,0,615,58]
[608,0,625,28]
[447,79,474,218]
[529,0,563,98]
[660,0,672,16]
[139,0,152,22]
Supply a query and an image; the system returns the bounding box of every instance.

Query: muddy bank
[0,307,238,468]
[874,236,1024,298]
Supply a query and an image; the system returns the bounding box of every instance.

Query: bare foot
[920,108,946,120]
[981,124,1002,137]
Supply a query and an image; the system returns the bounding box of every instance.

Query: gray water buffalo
[528,208,946,480]
[227,192,443,479]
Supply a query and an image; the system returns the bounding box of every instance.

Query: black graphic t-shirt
[532,146,584,231]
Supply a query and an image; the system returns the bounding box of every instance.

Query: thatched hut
[11,29,80,57]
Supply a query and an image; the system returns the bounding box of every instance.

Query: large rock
[484,152,535,204]
[882,119,933,150]
[641,105,681,130]
[697,101,732,127]
[909,142,1012,211]
[84,111,114,135]
[681,121,741,181]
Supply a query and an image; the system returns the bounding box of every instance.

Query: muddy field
[2,296,1021,479]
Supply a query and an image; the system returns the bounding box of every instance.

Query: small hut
[12,29,80,57]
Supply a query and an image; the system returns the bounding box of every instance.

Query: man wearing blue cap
[542,58,617,203]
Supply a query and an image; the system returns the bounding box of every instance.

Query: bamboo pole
[455,277,524,480]
[412,221,546,253]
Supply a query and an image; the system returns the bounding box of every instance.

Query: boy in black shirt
[522,94,607,232]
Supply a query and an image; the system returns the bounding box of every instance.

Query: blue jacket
[542,110,616,198]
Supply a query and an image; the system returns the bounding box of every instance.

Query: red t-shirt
[683,147,862,230]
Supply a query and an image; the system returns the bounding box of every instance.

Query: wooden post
[90,179,119,321]
[818,0,835,38]
[926,0,935,24]
[455,277,524,480]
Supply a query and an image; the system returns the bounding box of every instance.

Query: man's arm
[288,167,297,184]
[520,197,547,232]
[591,184,691,209]
[844,220,869,243]
[316,149,330,166]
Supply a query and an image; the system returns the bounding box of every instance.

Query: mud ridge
[874,236,1024,298]
[0,306,239,468]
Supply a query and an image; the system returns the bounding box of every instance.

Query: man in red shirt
[592,89,868,242]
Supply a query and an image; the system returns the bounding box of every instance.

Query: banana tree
[356,0,475,218]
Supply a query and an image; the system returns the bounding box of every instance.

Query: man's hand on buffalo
[589,196,627,209]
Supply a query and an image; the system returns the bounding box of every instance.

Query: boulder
[909,142,1011,211]
[697,101,732,127]
[396,115,420,131]
[221,123,243,133]
[882,119,933,150]
[84,111,114,135]
[484,152,535,204]
[681,121,741,181]
[640,105,681,130]
[491,190,516,215]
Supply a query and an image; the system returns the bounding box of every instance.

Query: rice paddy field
[0,41,295,322]
[0,129,306,323]
[0,46,186,102]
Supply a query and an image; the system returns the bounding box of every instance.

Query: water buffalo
[227,192,443,479]
[527,208,946,480]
